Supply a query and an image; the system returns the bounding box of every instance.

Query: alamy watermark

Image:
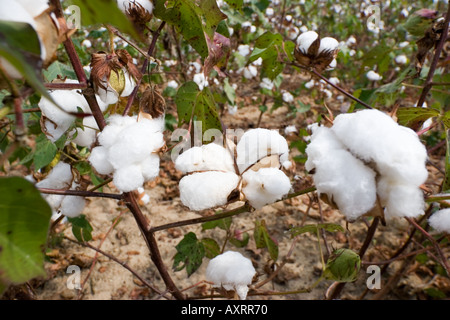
[66,265,81,290]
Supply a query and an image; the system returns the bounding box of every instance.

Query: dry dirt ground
[4,72,450,301]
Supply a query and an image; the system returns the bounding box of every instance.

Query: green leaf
[173,232,205,277]
[223,78,236,105]
[423,287,446,299]
[224,0,243,10]
[0,21,58,105]
[201,238,221,259]
[175,81,199,126]
[323,248,361,282]
[202,214,232,231]
[67,215,93,242]
[442,129,450,192]
[0,177,51,293]
[199,0,227,38]
[360,43,392,75]
[249,32,285,80]
[254,220,278,261]
[229,231,249,248]
[33,134,57,171]
[155,0,208,58]
[70,0,139,39]
[43,61,77,82]
[397,107,440,128]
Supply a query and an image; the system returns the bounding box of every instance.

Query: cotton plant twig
[38,187,123,200]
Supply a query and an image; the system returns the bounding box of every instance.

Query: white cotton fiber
[175,143,236,174]
[428,209,450,234]
[140,153,160,181]
[331,109,428,186]
[36,162,73,190]
[296,31,319,53]
[205,251,256,300]
[88,146,114,175]
[113,165,145,193]
[178,171,239,211]
[305,126,377,221]
[236,128,289,173]
[377,177,425,219]
[73,116,99,147]
[318,37,339,54]
[241,167,291,209]
[59,195,86,218]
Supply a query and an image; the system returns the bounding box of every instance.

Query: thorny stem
[416,3,450,109]
[122,21,166,116]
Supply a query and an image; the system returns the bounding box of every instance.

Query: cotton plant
[205,251,256,300]
[89,114,165,193]
[36,161,85,219]
[294,31,339,72]
[306,109,428,222]
[175,128,292,211]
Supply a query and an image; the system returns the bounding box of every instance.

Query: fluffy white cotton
[428,209,450,234]
[259,78,274,90]
[243,65,258,79]
[282,91,294,103]
[331,109,428,187]
[88,146,114,175]
[307,109,428,220]
[89,115,164,192]
[241,168,291,209]
[59,195,86,218]
[237,44,251,56]
[113,164,145,193]
[395,55,408,65]
[305,126,377,221]
[318,37,339,54]
[193,73,208,90]
[236,128,289,173]
[72,116,99,147]
[178,171,240,211]
[366,70,382,81]
[206,251,256,300]
[175,143,236,174]
[296,31,319,53]
[36,162,73,190]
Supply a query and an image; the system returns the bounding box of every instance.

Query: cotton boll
[296,31,319,53]
[178,171,239,211]
[205,251,256,300]
[113,165,145,192]
[236,128,289,174]
[140,153,160,181]
[36,162,73,190]
[305,126,377,220]
[193,73,208,90]
[331,110,428,187]
[428,209,450,234]
[318,37,339,54]
[59,195,86,218]
[395,55,408,65]
[175,143,236,174]
[366,70,382,81]
[241,168,291,209]
[89,146,114,175]
[73,116,99,147]
[377,177,425,219]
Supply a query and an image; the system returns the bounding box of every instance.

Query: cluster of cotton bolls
[205,251,256,300]
[175,128,292,211]
[306,109,428,222]
[38,79,109,145]
[89,114,165,193]
[36,162,85,219]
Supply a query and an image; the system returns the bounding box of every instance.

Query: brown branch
[416,3,450,108]
[122,21,166,116]
[38,188,122,200]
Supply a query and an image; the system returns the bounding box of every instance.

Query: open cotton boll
[72,116,99,147]
[113,164,145,193]
[331,109,428,186]
[296,31,319,53]
[36,162,73,190]
[236,128,289,174]
[366,70,382,81]
[140,153,160,181]
[89,146,114,175]
[305,126,377,220]
[377,177,425,219]
[178,171,239,211]
[175,143,236,174]
[117,0,153,14]
[241,168,291,209]
[318,37,339,54]
[205,251,256,300]
[428,209,450,234]
[59,195,86,218]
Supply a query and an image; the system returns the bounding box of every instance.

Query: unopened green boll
[323,248,361,282]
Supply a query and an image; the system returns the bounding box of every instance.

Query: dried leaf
[139,85,166,119]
